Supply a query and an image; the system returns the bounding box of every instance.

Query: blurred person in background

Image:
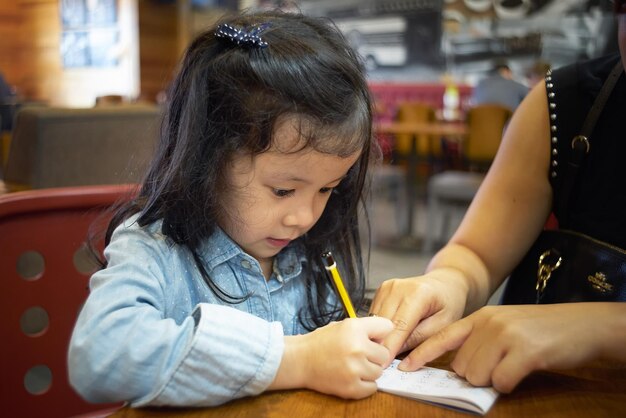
[0,71,14,103]
[0,70,16,131]
[0,70,16,190]
[470,60,529,111]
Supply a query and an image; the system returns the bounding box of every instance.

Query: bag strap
[555,61,624,225]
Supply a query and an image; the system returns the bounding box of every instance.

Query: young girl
[68,11,393,407]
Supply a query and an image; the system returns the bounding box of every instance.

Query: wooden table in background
[110,356,625,418]
[374,121,468,242]
[375,121,468,137]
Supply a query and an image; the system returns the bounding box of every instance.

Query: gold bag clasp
[536,250,562,297]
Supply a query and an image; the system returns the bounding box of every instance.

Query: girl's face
[220,119,361,278]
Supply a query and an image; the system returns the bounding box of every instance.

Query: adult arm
[370,81,554,360]
[404,302,626,393]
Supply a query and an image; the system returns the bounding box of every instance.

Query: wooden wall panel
[0,0,197,106]
[0,0,61,101]
[20,0,61,102]
[137,0,181,102]
[0,1,23,92]
[1,0,141,107]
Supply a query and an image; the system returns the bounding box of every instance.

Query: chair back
[463,104,512,170]
[394,101,439,157]
[4,105,159,191]
[0,185,134,417]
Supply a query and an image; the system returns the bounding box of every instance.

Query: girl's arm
[69,221,394,406]
[68,223,285,407]
[268,316,393,399]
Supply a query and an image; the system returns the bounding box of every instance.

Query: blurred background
[0,0,617,107]
[2,3,622,414]
[0,0,619,293]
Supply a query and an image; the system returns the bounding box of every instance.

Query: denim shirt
[68,214,316,407]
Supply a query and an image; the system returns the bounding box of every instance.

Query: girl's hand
[369,268,470,363]
[271,316,393,399]
[399,303,620,393]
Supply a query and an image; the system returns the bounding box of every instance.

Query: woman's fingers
[398,317,473,371]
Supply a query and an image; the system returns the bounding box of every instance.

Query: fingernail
[398,358,411,370]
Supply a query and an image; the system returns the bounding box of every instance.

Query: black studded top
[545,53,626,248]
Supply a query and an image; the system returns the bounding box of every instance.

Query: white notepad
[376,360,499,415]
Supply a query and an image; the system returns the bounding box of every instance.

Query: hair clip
[215,23,270,49]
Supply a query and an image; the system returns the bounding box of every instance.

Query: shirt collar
[200,227,307,281]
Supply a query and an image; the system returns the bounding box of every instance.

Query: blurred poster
[60,0,120,68]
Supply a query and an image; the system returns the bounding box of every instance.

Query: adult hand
[273,316,393,399]
[398,303,613,393]
[368,268,469,364]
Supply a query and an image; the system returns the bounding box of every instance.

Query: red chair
[0,185,137,418]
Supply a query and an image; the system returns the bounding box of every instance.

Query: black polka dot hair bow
[215,23,270,49]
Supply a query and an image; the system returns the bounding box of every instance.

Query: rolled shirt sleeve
[137,303,284,406]
[68,218,287,407]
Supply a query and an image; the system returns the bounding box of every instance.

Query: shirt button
[284,266,294,274]
[240,259,252,269]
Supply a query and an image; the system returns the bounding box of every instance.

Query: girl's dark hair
[102,10,378,329]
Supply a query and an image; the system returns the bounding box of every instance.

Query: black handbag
[502,61,626,305]
[502,229,626,304]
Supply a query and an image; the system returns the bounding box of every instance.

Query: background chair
[3,105,159,191]
[367,163,408,246]
[423,104,513,252]
[393,101,440,176]
[0,184,134,417]
[367,102,435,246]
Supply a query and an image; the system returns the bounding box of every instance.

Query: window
[60,0,119,68]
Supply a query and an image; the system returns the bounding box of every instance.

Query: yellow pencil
[322,251,357,318]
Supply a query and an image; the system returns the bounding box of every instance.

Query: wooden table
[374,121,468,241]
[376,121,468,137]
[109,358,625,418]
